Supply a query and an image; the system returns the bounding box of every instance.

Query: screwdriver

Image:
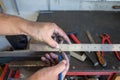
[86,31,107,67]
[58,53,63,80]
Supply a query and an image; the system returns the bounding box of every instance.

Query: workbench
[0,11,120,79]
[37,11,120,79]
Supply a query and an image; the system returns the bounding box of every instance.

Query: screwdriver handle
[69,34,81,44]
[58,54,63,80]
[96,51,107,67]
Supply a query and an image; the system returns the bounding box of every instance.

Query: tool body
[30,44,120,52]
[86,31,107,67]
[58,53,63,80]
[101,34,120,61]
[0,64,20,80]
[68,33,87,62]
[69,33,98,66]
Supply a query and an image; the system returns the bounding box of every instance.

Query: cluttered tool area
[37,11,120,72]
[0,11,120,80]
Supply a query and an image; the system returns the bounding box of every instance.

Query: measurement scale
[30,44,120,52]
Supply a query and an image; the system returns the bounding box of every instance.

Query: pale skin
[0,13,70,80]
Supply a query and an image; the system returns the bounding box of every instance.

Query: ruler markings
[30,44,120,52]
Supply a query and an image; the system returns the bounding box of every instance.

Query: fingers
[41,52,69,80]
[41,56,50,66]
[41,53,58,66]
[50,53,58,60]
[53,60,66,74]
[61,52,70,77]
[53,25,71,44]
[45,37,59,48]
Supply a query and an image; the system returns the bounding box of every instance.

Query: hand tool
[86,31,107,67]
[100,33,120,61]
[8,70,13,79]
[0,66,2,75]
[4,68,10,80]
[0,64,9,80]
[30,43,120,52]
[53,34,64,80]
[68,32,86,62]
[63,33,98,66]
[58,53,63,80]
[70,52,86,62]
[10,70,20,79]
[0,64,20,80]
[68,33,81,44]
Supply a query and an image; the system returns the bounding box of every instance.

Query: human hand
[41,52,69,76]
[27,22,70,80]
[26,22,70,48]
[28,52,69,80]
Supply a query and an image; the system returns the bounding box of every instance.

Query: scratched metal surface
[37,11,120,72]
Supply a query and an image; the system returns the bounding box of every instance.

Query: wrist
[18,20,35,36]
[8,16,32,35]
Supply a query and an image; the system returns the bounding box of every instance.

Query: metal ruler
[30,44,120,52]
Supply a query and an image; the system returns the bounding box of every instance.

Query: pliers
[100,33,120,61]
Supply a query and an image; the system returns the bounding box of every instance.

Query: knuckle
[51,23,58,28]
[51,22,56,25]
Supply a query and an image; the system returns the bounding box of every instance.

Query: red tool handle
[106,39,120,60]
[69,34,81,44]
[101,39,111,56]
[101,34,120,61]
[0,64,8,80]
[8,70,13,78]
[14,70,20,78]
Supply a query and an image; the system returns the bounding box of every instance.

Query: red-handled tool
[0,64,20,80]
[0,64,9,80]
[100,33,120,61]
[69,33,99,66]
[14,70,20,79]
[69,34,81,44]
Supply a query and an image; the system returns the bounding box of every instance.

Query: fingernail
[56,44,59,49]
[61,60,66,64]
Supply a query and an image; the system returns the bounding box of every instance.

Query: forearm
[0,13,32,35]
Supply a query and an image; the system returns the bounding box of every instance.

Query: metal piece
[86,31,95,43]
[0,50,38,57]
[86,31,107,67]
[84,52,98,66]
[70,52,86,62]
[8,61,45,67]
[68,33,86,62]
[30,44,120,52]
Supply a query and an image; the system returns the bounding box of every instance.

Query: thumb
[53,60,66,75]
[45,37,59,48]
